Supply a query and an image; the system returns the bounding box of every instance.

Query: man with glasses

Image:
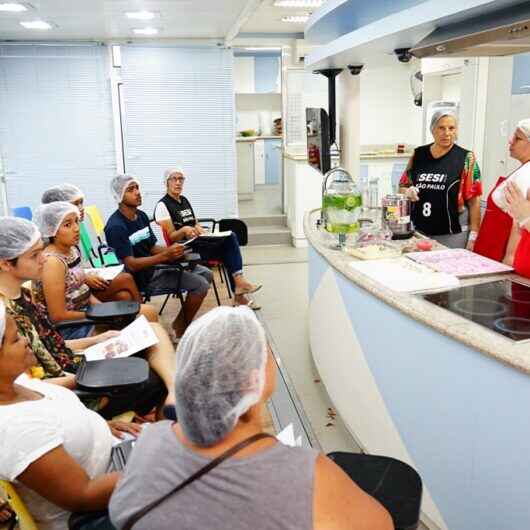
[154,168,261,309]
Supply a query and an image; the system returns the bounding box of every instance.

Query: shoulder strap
[122,432,275,530]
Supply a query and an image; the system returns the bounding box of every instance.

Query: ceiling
[0,0,314,41]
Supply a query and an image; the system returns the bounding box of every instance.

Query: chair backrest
[12,206,32,221]
[150,220,169,247]
[79,222,98,266]
[0,480,38,530]
[218,218,248,246]
[84,205,106,237]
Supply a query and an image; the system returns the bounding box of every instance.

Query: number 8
[422,202,432,217]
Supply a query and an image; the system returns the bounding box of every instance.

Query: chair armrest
[54,318,95,330]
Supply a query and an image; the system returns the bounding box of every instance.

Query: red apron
[473,176,512,261]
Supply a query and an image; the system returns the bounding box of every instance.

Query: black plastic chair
[218,218,248,246]
[327,452,423,530]
[54,301,140,333]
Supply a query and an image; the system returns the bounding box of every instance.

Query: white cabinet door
[234,57,255,94]
[254,139,265,185]
[237,141,255,197]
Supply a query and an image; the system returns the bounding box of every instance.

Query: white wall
[236,93,282,133]
[359,57,423,146]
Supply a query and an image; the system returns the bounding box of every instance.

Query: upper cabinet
[234,55,280,94]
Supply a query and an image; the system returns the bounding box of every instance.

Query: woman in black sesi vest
[399,111,483,249]
[154,168,261,309]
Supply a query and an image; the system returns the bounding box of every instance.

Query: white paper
[350,257,460,294]
[199,230,232,238]
[84,265,124,281]
[82,315,158,361]
[276,423,302,447]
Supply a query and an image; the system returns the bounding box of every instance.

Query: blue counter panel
[309,248,530,530]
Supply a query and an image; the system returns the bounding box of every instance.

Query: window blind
[0,44,117,218]
[119,46,237,220]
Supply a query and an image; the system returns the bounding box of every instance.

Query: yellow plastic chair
[0,480,38,529]
[84,206,106,240]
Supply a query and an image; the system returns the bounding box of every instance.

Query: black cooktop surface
[423,280,530,342]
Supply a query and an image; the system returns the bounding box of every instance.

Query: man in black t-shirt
[105,175,212,337]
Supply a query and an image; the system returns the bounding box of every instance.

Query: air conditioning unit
[295,39,313,63]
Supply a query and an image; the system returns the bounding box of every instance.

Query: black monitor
[306,108,331,174]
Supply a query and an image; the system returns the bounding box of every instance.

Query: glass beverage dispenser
[321,167,362,248]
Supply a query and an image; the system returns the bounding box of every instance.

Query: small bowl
[416,239,433,251]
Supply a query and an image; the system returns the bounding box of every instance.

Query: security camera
[347,64,364,75]
[394,48,412,63]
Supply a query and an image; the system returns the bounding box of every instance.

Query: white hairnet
[0,217,41,260]
[33,202,79,238]
[0,300,5,345]
[42,183,84,204]
[430,110,458,132]
[163,167,184,185]
[517,119,530,140]
[174,306,268,447]
[111,174,140,203]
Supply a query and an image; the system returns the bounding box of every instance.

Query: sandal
[233,299,261,311]
[234,284,262,296]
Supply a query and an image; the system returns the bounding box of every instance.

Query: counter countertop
[304,209,530,375]
[236,135,282,142]
[284,150,412,161]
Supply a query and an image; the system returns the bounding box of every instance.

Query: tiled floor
[238,184,282,217]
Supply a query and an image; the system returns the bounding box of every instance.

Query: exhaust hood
[411,2,530,58]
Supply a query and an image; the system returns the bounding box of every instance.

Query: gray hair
[430,110,458,133]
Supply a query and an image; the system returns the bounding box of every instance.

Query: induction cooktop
[422,280,530,342]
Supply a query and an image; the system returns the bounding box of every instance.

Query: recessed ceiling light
[20,20,52,30]
[125,10,155,20]
[274,0,322,7]
[133,27,158,35]
[281,14,310,23]
[0,2,28,12]
[244,47,281,51]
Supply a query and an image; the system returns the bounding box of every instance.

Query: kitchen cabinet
[254,139,265,185]
[265,138,282,184]
[234,55,280,94]
[236,141,255,200]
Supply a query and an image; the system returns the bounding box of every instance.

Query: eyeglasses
[169,176,185,183]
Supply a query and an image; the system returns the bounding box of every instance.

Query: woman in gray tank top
[109,307,392,530]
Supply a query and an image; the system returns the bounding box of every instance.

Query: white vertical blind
[119,46,237,220]
[0,44,117,217]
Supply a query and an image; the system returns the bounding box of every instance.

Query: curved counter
[305,209,530,530]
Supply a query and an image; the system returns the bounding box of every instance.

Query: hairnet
[0,217,41,260]
[174,306,268,447]
[110,174,140,203]
[41,184,84,204]
[33,202,79,238]
[430,110,458,132]
[163,167,184,185]
[517,119,530,140]
[0,300,5,345]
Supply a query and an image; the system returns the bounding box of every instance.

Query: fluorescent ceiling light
[274,0,322,7]
[133,27,158,35]
[125,10,155,20]
[244,47,281,51]
[20,20,52,29]
[0,2,28,12]
[281,13,310,23]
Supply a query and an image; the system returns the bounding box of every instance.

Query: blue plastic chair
[12,206,32,220]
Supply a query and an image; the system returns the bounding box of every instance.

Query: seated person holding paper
[154,167,261,309]
[33,202,159,337]
[105,175,212,338]
[474,119,530,277]
[0,216,176,414]
[110,306,392,530]
[0,301,140,530]
[42,183,144,304]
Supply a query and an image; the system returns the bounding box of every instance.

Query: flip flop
[233,299,261,311]
[234,284,262,296]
